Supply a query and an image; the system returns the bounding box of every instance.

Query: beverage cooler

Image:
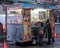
[7,5,32,43]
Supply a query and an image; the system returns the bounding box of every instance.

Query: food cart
[7,4,32,44]
[6,3,55,45]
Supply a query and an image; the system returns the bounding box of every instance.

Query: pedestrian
[38,28,44,46]
[46,19,55,45]
[46,22,52,45]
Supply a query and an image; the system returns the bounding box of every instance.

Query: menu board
[7,16,23,24]
[23,9,31,42]
[7,5,22,16]
[49,10,55,39]
[7,6,23,24]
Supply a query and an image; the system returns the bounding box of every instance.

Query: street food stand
[7,4,32,43]
[6,4,55,45]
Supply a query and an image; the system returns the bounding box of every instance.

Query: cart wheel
[32,39,37,45]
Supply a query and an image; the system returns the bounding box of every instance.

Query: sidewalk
[0,43,4,48]
[3,40,60,48]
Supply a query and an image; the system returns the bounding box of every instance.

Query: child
[38,28,44,46]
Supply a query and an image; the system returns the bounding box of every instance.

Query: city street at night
[0,0,60,48]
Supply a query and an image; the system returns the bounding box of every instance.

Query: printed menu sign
[23,9,31,42]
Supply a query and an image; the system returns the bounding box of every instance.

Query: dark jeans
[47,37,55,44]
[38,36,43,45]
[52,37,55,42]
[47,38,51,44]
